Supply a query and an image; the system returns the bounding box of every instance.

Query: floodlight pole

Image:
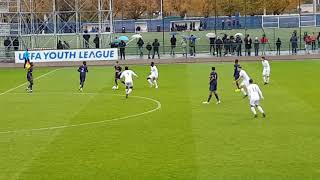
[244,0,247,36]
[299,0,302,51]
[214,0,217,34]
[161,0,165,55]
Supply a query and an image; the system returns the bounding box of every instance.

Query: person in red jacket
[260,34,268,55]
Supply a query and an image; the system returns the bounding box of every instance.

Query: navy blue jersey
[114,65,122,73]
[234,63,240,77]
[27,67,33,81]
[210,71,218,84]
[78,65,88,75]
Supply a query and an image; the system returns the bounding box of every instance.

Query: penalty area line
[0,68,63,96]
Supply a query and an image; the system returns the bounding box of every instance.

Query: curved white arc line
[0,94,161,135]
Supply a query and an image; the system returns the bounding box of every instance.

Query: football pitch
[0,60,319,179]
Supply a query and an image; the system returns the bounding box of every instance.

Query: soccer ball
[112,86,118,90]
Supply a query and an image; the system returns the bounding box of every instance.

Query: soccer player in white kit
[147,62,159,88]
[120,66,138,98]
[247,79,266,118]
[235,66,251,98]
[261,57,270,85]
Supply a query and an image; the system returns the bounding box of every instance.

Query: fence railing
[1,41,320,63]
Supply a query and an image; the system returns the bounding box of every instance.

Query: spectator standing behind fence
[57,40,63,49]
[260,34,268,55]
[119,40,126,60]
[305,35,312,54]
[276,38,282,55]
[230,36,236,55]
[146,42,152,59]
[181,38,187,57]
[63,41,70,49]
[13,38,19,51]
[290,33,298,55]
[83,30,90,48]
[317,32,320,50]
[209,37,216,56]
[152,39,160,59]
[137,38,144,58]
[93,35,100,48]
[224,36,231,56]
[170,35,177,56]
[215,37,223,57]
[254,37,259,56]
[189,37,195,57]
[244,34,252,56]
[311,32,316,51]
[235,35,242,56]
[4,37,11,57]
[190,35,196,56]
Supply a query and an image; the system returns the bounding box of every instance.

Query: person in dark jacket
[146,42,152,59]
[93,35,100,48]
[254,37,259,56]
[235,36,242,56]
[13,38,19,51]
[244,34,252,56]
[290,34,298,55]
[137,38,144,58]
[83,30,90,48]
[152,39,160,59]
[224,36,231,56]
[170,35,177,56]
[4,37,11,57]
[215,37,223,57]
[209,37,216,56]
[119,40,126,60]
[57,40,64,49]
[276,38,282,55]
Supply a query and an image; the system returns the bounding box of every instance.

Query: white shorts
[240,80,249,88]
[125,81,133,88]
[249,98,260,106]
[148,74,158,80]
[263,68,270,76]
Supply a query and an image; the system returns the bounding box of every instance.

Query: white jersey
[239,70,250,82]
[150,65,158,78]
[247,84,263,101]
[120,70,137,83]
[262,60,270,70]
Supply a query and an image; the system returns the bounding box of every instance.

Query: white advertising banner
[15,48,118,63]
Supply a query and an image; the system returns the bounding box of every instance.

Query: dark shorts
[234,75,240,80]
[115,72,121,79]
[27,75,33,82]
[209,83,217,91]
[80,74,86,82]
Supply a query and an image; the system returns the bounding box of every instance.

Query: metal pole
[121,0,124,28]
[214,0,217,34]
[162,0,165,55]
[299,0,302,51]
[244,0,247,35]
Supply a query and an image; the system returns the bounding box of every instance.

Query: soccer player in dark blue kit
[234,59,241,92]
[78,61,88,92]
[26,62,34,93]
[113,61,124,90]
[203,67,221,104]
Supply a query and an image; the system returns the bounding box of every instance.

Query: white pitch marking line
[0,68,62,96]
[0,93,161,134]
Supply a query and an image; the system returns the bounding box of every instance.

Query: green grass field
[0,60,320,179]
